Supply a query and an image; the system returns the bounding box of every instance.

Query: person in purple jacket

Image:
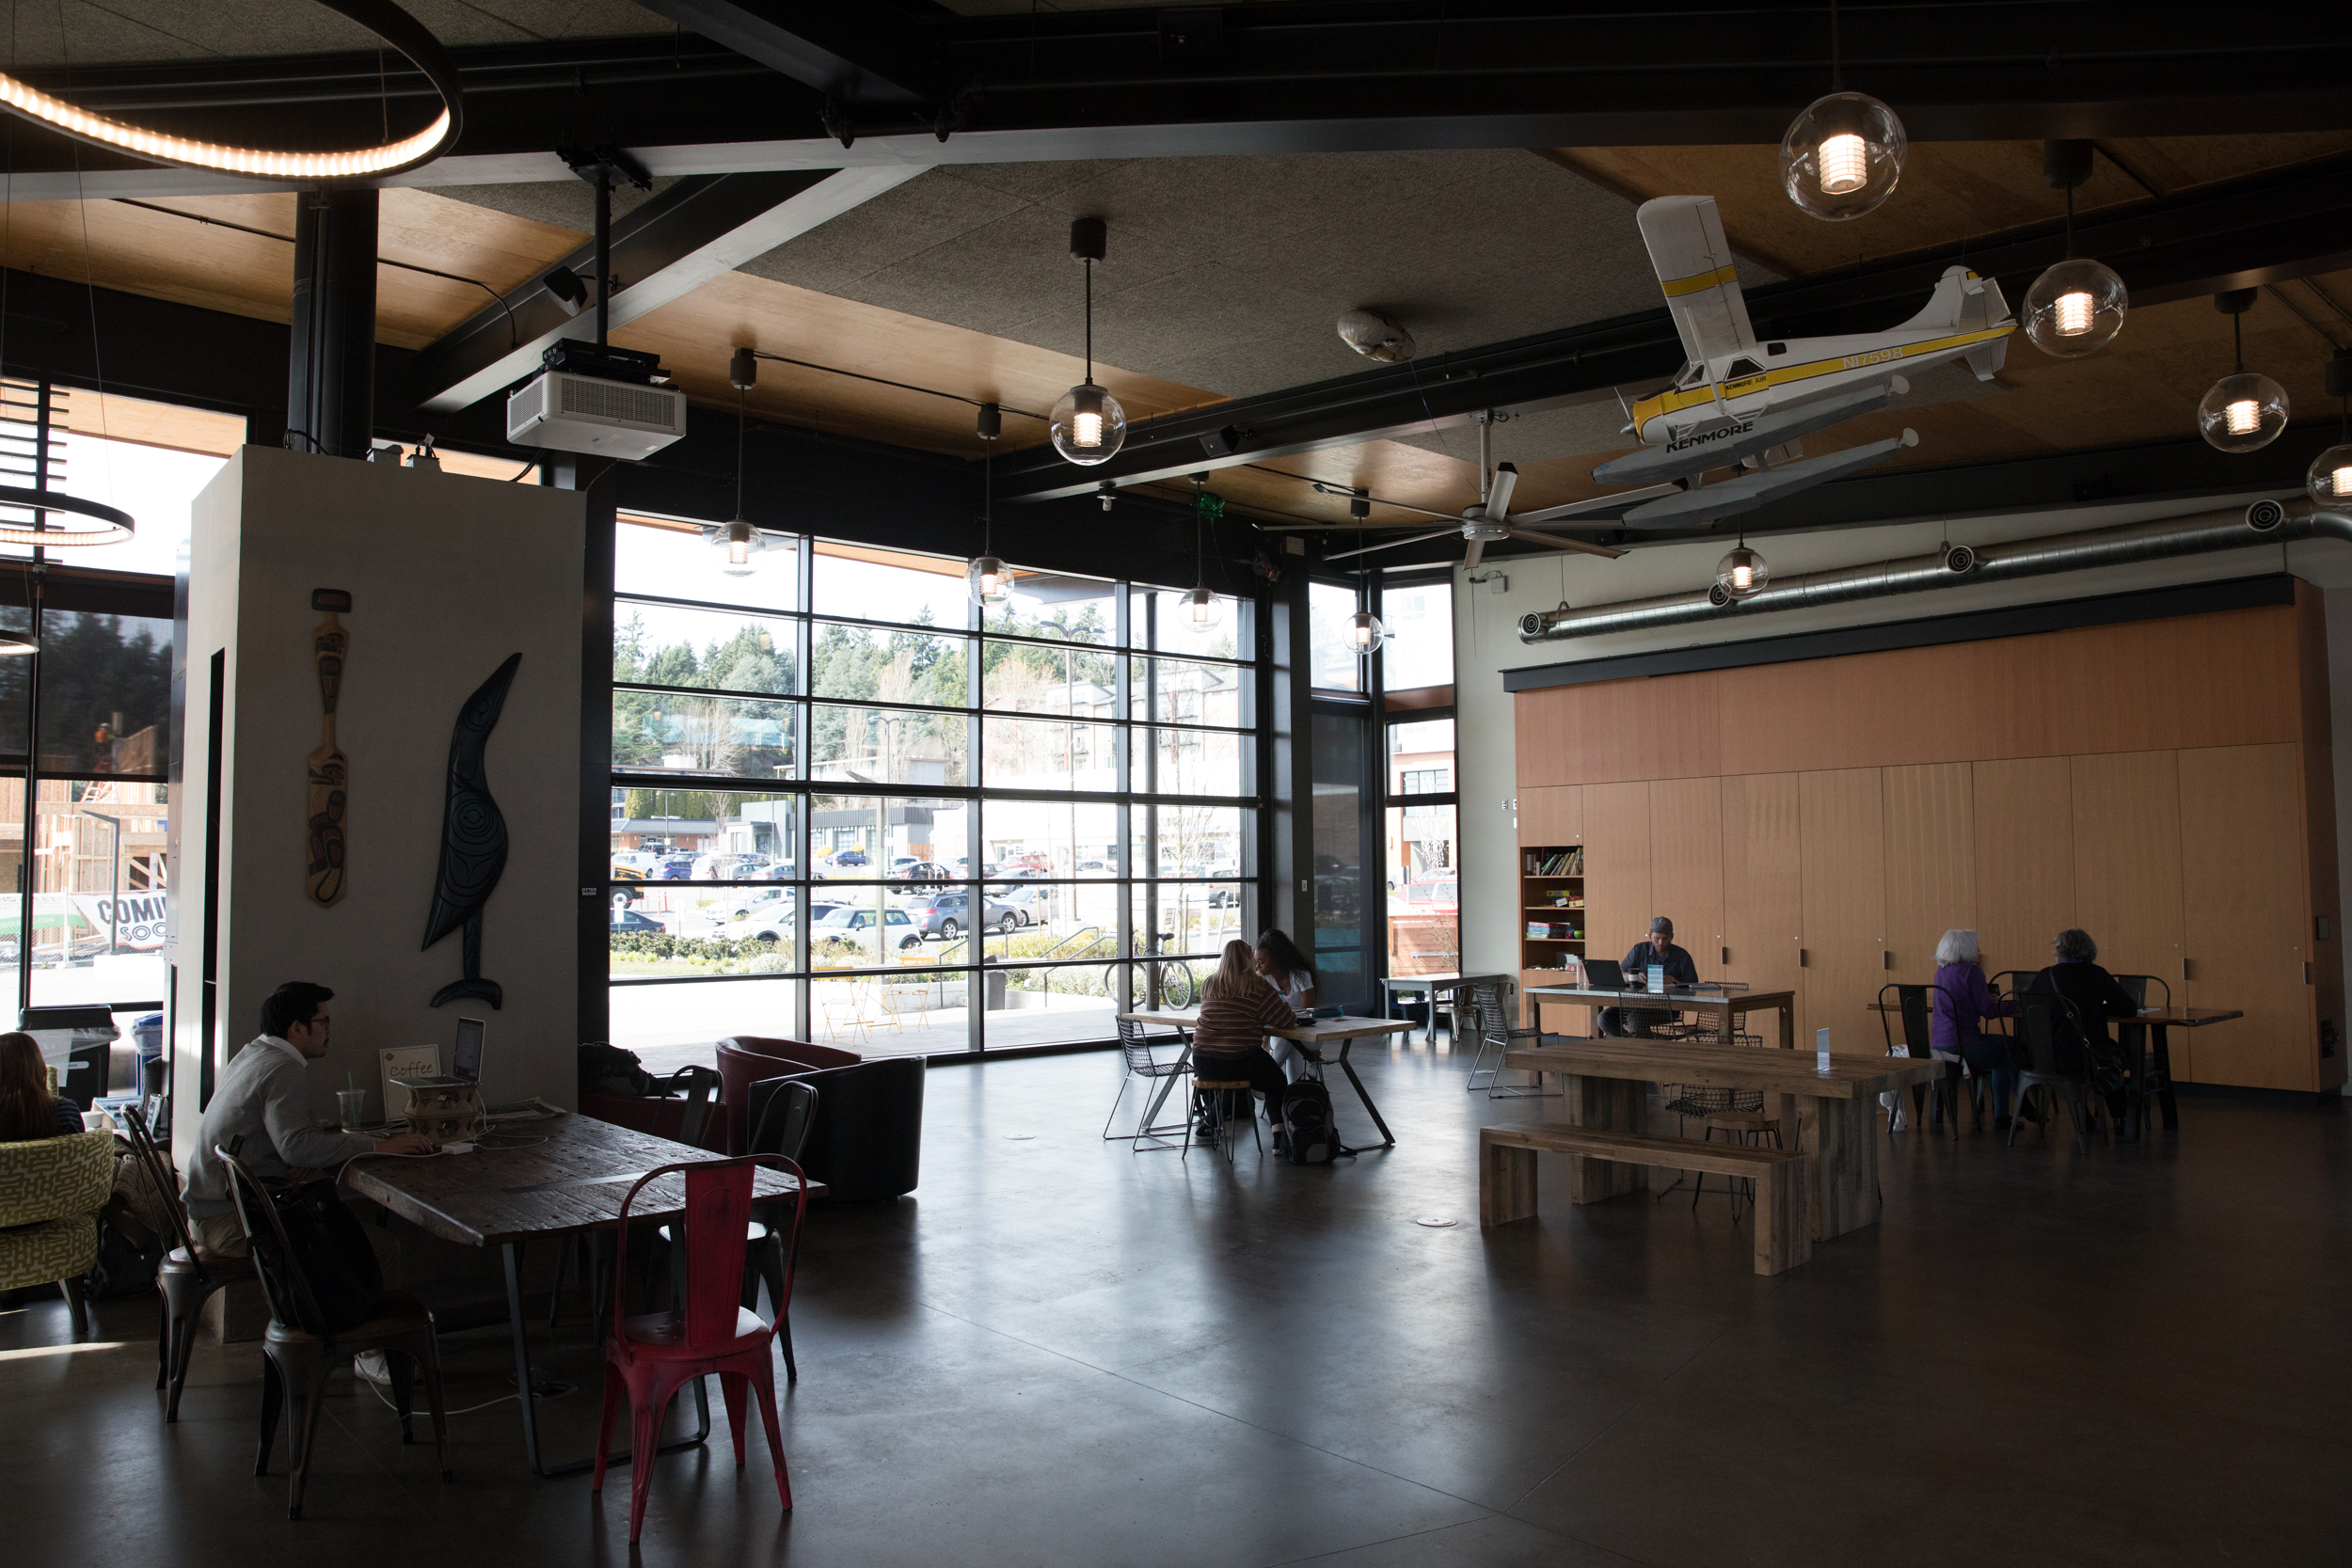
[1931,928,2026,1126]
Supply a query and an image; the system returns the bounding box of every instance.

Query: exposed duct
[1518,499,2346,643]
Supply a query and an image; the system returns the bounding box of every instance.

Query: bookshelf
[1519,844,1585,990]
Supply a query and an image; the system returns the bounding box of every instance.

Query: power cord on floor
[363,1373,520,1418]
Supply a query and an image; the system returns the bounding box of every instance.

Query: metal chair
[1878,983,1964,1138]
[1104,1015,1190,1148]
[2109,974,2173,1132]
[1464,982,1552,1098]
[216,1145,451,1520]
[120,1104,255,1422]
[594,1155,807,1544]
[2008,991,2101,1154]
[1183,1078,1262,1162]
[743,1080,818,1383]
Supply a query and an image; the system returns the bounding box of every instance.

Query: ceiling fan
[1265,415,1679,568]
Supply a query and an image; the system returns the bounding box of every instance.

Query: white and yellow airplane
[1591,194,2016,529]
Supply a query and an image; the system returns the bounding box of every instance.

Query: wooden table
[346,1114,820,1478]
[1867,998,2244,1132]
[1502,1037,1946,1240]
[1523,984,1798,1051]
[1120,1011,1416,1152]
[1378,973,1513,1045]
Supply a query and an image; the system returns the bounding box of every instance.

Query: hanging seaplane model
[1291,193,2016,562]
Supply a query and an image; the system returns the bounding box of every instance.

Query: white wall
[1452,486,2352,1089]
[171,447,588,1155]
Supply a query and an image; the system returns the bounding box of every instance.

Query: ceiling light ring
[0,0,465,183]
[0,486,135,547]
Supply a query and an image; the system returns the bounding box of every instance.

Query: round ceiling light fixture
[1051,217,1126,466]
[2198,291,2289,454]
[0,487,135,548]
[1348,610,1389,657]
[1779,4,1904,222]
[0,1,464,182]
[2023,141,2127,359]
[1714,541,1770,599]
[2311,350,2352,511]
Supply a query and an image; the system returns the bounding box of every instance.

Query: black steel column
[286,187,378,459]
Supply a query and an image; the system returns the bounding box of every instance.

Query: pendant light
[706,348,767,576]
[1779,0,1905,222]
[2310,350,2352,510]
[1714,528,1770,599]
[967,402,1011,608]
[1177,476,1223,634]
[2023,141,2128,358]
[1348,610,1389,657]
[2198,291,2289,454]
[1049,217,1126,466]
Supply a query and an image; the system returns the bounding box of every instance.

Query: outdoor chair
[1104,1014,1190,1148]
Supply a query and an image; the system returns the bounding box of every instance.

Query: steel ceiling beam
[994,150,2352,505]
[405,166,920,414]
[629,2,931,108]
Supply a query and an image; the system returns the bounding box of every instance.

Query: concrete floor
[6,1044,2349,1567]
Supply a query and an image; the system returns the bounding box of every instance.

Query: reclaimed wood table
[345,1113,821,1478]
[1523,984,1797,1051]
[1501,1037,1946,1241]
[1120,1011,1416,1152]
[1378,972,1514,1045]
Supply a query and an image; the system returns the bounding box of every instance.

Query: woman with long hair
[1193,939,1296,1147]
[1253,927,1319,1081]
[0,1031,82,1142]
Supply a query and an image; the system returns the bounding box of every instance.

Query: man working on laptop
[181,981,433,1257]
[1597,916,1700,1038]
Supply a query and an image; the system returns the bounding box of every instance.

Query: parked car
[1402,879,1459,915]
[889,860,954,883]
[996,885,1051,927]
[655,853,697,879]
[811,903,922,955]
[610,908,671,935]
[902,889,1018,939]
[831,848,870,867]
[610,851,655,882]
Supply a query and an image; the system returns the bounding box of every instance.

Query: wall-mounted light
[1051,218,1126,466]
[2199,290,2289,454]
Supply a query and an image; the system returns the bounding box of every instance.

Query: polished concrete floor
[7,1044,2349,1567]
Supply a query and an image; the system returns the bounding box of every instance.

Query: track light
[1051,218,1126,466]
[544,264,587,317]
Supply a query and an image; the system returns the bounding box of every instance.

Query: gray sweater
[182,1036,375,1217]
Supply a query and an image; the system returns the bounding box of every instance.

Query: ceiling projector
[507,340,687,460]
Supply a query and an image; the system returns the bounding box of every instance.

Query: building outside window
[1376,578,1458,981]
[610,524,1257,1071]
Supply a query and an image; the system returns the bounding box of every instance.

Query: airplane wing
[1636,196,1756,367]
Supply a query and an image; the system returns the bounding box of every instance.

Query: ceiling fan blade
[1486,462,1518,524]
[1464,537,1486,570]
[1505,526,1627,561]
[1323,526,1466,561]
[1511,482,1683,525]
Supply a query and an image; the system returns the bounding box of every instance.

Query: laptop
[401,1017,487,1091]
[1581,957,1627,990]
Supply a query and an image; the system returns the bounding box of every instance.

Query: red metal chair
[593,1154,807,1544]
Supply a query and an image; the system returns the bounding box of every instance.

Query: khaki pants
[191,1209,250,1258]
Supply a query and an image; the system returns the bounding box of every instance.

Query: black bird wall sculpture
[422,652,521,1008]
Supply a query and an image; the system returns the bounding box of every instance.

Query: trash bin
[134,1012,164,1069]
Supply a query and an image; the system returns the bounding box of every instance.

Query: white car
[811,904,923,956]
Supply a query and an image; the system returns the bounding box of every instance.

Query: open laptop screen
[453,1017,486,1083]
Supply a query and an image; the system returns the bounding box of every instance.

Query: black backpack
[1279,1079,1337,1165]
[578,1040,655,1097]
[269,1179,384,1334]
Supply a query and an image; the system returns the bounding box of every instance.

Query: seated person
[2026,927,2140,1113]
[180,981,431,1257]
[0,1031,85,1140]
[1193,940,1300,1142]
[1929,927,2025,1125]
[1253,927,1320,1082]
[1598,916,1698,1037]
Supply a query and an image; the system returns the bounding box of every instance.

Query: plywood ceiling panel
[0,0,663,68]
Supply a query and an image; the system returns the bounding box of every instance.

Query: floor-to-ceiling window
[609,519,1258,1067]
[1375,576,1457,979]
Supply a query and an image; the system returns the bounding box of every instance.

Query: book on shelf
[1525,847,1586,877]
[1523,922,1583,941]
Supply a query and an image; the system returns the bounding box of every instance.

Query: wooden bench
[1478,1122,1813,1276]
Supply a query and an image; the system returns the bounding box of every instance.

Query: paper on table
[380,1045,440,1120]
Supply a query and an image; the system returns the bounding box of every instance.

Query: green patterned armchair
[0,1130,115,1334]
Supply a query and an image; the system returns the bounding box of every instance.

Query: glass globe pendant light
[2309,352,2352,510]
[1050,217,1126,466]
[706,368,767,576]
[1714,530,1771,599]
[1779,1,1904,222]
[2198,291,2289,454]
[2023,141,2127,358]
[967,404,1011,608]
[1178,491,1223,635]
[1349,610,1388,657]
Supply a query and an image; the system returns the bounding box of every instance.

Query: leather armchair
[716,1037,861,1155]
[767,1056,925,1204]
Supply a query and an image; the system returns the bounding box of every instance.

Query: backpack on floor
[1279,1079,1336,1165]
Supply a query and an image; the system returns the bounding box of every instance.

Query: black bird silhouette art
[422,652,521,1008]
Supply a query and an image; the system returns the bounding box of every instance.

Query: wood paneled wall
[1513,591,2346,1093]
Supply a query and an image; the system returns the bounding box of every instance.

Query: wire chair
[1104,1014,1191,1149]
[1463,982,1554,1098]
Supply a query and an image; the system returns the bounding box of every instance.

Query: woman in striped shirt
[1193,940,1296,1137]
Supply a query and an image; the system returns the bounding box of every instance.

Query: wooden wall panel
[1581,783,1654,968]
[1512,673,1721,785]
[1649,777,1725,980]
[1718,644,1966,775]
[1971,756,2075,981]
[1518,784,1583,846]
[2070,751,2186,997]
[1799,769,1888,1053]
[2179,744,2312,1089]
[1883,763,1976,983]
[1721,773,1804,1031]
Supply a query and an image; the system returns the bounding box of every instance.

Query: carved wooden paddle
[307,588,351,907]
